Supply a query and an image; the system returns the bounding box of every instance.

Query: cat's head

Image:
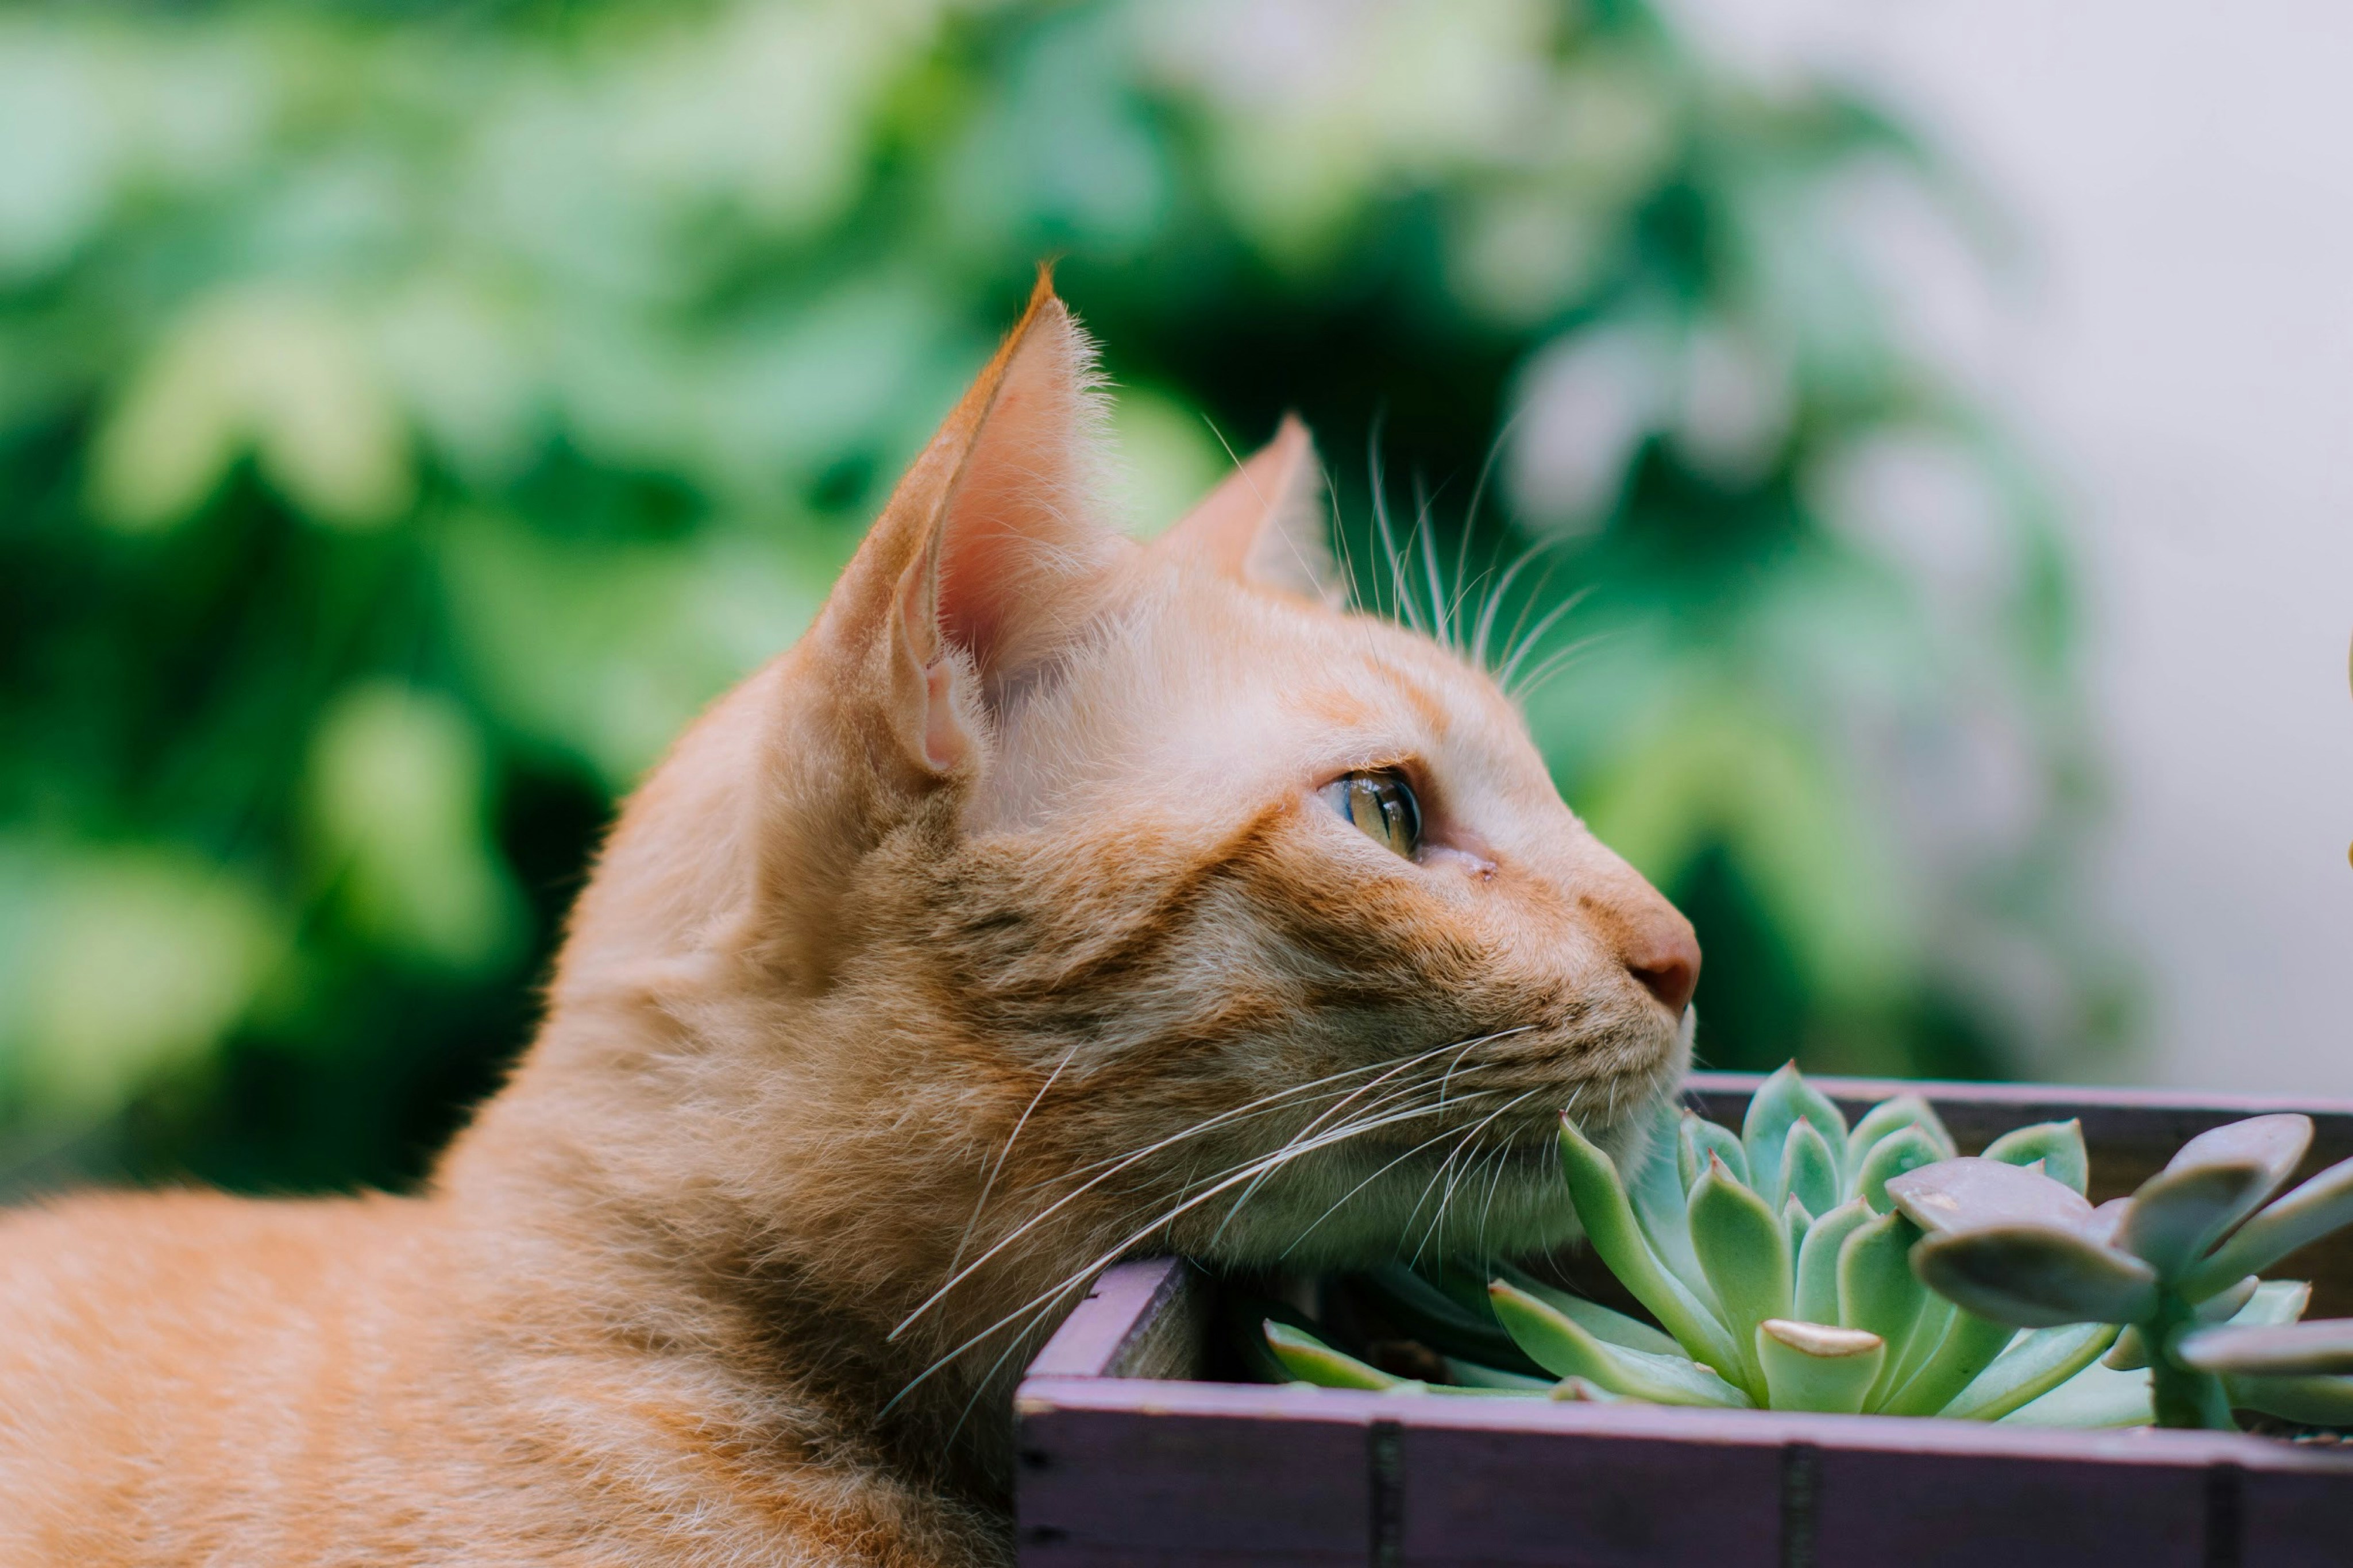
[551,277,1696,1287]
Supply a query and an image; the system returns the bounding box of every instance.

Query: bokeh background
[0,0,2338,1201]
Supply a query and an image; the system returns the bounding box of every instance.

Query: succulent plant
[1886,1114,2353,1430]
[1260,1064,2353,1432]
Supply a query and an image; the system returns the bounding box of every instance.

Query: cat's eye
[1322,769,1421,859]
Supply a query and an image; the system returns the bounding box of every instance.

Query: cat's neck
[441,994,1075,1505]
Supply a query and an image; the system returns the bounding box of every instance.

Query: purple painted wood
[1024,1258,1197,1379]
[1398,1417,1780,1566]
[1017,1379,1371,1567]
[1016,1080,2353,1567]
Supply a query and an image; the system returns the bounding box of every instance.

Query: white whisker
[882,1095,1478,1415]
[946,1045,1076,1279]
[890,1035,1511,1341]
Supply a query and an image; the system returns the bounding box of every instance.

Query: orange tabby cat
[0,277,1698,1567]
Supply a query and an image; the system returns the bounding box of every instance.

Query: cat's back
[0,1188,478,1565]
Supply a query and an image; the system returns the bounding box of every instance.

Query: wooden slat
[1399,1419,1780,1566]
[1810,1442,2208,1567]
[2241,1463,2353,1566]
[1017,1381,1370,1567]
[1025,1258,1200,1380]
[1019,1370,2353,1566]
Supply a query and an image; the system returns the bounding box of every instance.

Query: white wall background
[1671,0,2353,1092]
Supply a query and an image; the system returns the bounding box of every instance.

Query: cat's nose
[1617,902,1701,1017]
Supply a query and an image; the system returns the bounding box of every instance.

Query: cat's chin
[1161,1123,1601,1273]
[1162,1046,1689,1273]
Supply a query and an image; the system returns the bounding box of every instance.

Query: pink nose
[1618,906,1701,1017]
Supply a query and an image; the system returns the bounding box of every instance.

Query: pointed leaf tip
[1762,1318,1884,1358]
[1983,1120,2090,1197]
[1857,1125,1947,1213]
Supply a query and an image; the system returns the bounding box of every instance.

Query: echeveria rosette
[1259,1066,2353,1432]
[1888,1114,2353,1430]
[1525,1063,2110,1418]
[1263,1065,2114,1419]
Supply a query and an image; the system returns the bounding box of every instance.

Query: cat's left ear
[1152,415,1344,606]
[822,271,1128,779]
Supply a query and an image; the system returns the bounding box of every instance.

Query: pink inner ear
[931,317,1119,678]
[1154,415,1336,602]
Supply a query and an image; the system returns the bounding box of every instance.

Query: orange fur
[0,278,1699,1566]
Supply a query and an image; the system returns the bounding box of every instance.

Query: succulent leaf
[1357,1264,1546,1375]
[1689,1153,1794,1395]
[1743,1062,1848,1206]
[1490,1262,1684,1357]
[1885,1295,1956,1397]
[1264,1321,1409,1391]
[1837,1210,1927,1401]
[2180,1156,2353,1300]
[1783,1119,1842,1221]
[2101,1327,2148,1372]
[2116,1160,2274,1280]
[1678,1113,1749,1194]
[1982,1119,2090,1197]
[2223,1373,2353,1426]
[2234,1278,2314,1327]
[1886,1157,2097,1237]
[2196,1275,2263,1322]
[1488,1281,1750,1407]
[1795,1198,1877,1325]
[1940,1321,2120,1422]
[1756,1318,1885,1414]
[2001,1357,2154,1427]
[1857,1126,1947,1214]
[1784,1194,1813,1266]
[1443,1357,1556,1391]
[2175,1318,2353,1377]
[1910,1225,2158,1328]
[1847,1094,1955,1167]
[1556,1115,1745,1376]
[2105,1276,2268,1373]
[2163,1114,2312,1222]
[1548,1376,1627,1404]
[1629,1111,1716,1305]
[2086,1196,2131,1247]
[1878,1308,2016,1416]
[1415,1258,1503,1318]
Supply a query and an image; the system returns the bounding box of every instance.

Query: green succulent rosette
[1262,1065,2353,1432]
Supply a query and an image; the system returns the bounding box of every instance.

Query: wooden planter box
[1015,1072,2353,1567]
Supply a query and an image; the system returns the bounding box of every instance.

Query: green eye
[1322,769,1422,859]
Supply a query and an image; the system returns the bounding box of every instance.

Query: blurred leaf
[6,844,283,1116]
[1113,386,1229,539]
[1580,688,1915,1013]
[305,682,520,972]
[91,289,412,532]
[0,0,2102,1184]
[438,512,833,783]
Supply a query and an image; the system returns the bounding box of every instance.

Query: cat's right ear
[1153,415,1344,606]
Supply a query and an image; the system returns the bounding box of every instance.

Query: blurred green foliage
[0,0,2122,1196]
